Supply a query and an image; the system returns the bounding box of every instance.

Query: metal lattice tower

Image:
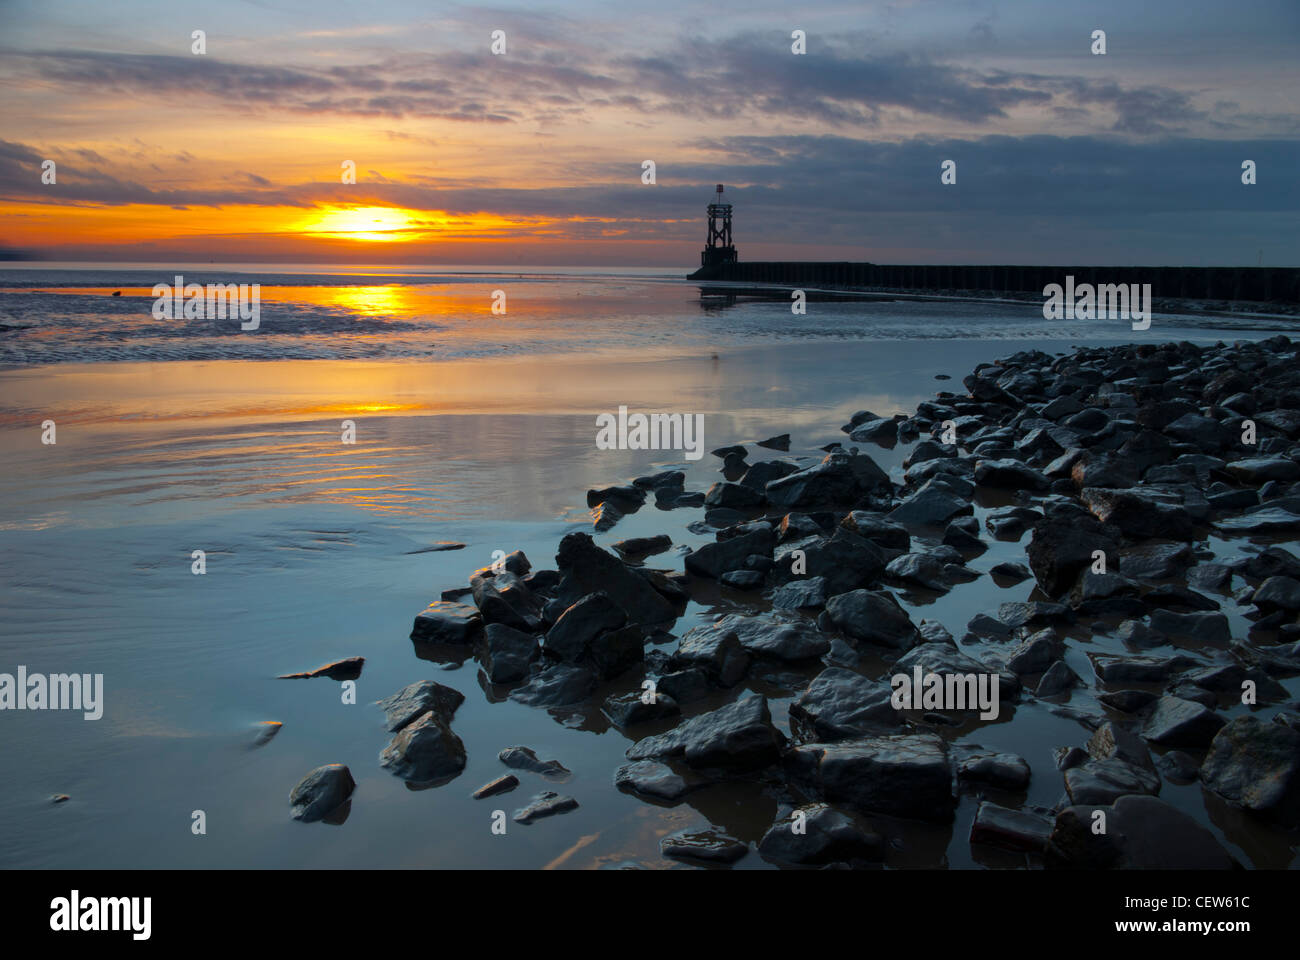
[701,184,737,267]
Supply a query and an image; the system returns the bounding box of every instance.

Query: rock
[849,417,898,444]
[626,694,784,771]
[411,601,483,644]
[757,433,791,451]
[893,642,1020,698]
[1049,795,1236,868]
[672,622,751,686]
[705,481,766,509]
[498,745,571,780]
[1226,457,1300,484]
[612,534,673,560]
[278,656,365,681]
[603,690,681,728]
[1026,515,1120,598]
[507,663,597,707]
[1006,629,1064,675]
[379,710,467,785]
[1199,715,1300,826]
[997,600,1070,629]
[652,667,708,703]
[970,801,1054,853]
[720,569,764,590]
[481,623,540,683]
[376,680,465,732]
[587,484,646,511]
[660,828,748,864]
[587,623,645,680]
[765,451,889,509]
[840,512,911,550]
[771,576,829,609]
[959,754,1031,790]
[1148,609,1231,645]
[613,761,705,802]
[885,552,949,591]
[1036,660,1080,697]
[1156,751,1201,784]
[1071,452,1139,489]
[634,470,686,490]
[784,733,956,822]
[887,479,972,527]
[758,804,884,864]
[252,721,282,747]
[824,589,921,650]
[965,612,1012,640]
[472,774,519,799]
[789,667,901,740]
[708,613,832,662]
[1080,488,1196,541]
[985,506,1041,540]
[1121,541,1193,581]
[685,527,774,580]
[1093,654,1196,683]
[1099,689,1159,713]
[289,764,355,822]
[771,529,887,594]
[471,571,543,632]
[974,459,1049,491]
[512,791,579,824]
[1253,576,1300,612]
[1143,695,1225,747]
[1216,505,1300,534]
[556,533,677,625]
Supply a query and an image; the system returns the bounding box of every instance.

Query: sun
[298,205,420,242]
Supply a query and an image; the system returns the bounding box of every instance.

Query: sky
[1,0,1297,266]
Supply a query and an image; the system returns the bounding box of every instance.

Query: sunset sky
[1,0,1297,266]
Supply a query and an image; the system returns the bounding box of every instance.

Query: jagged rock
[824,589,921,650]
[1199,715,1300,826]
[1142,695,1225,747]
[627,694,784,770]
[959,754,1031,790]
[614,760,705,802]
[887,479,972,527]
[974,458,1050,491]
[411,601,483,644]
[498,746,571,780]
[1049,796,1235,868]
[970,801,1054,853]
[1148,609,1231,645]
[278,657,364,680]
[376,680,464,732]
[556,532,677,625]
[481,623,540,683]
[789,667,901,740]
[603,691,681,728]
[685,527,775,580]
[472,774,519,799]
[671,622,751,686]
[507,663,597,707]
[758,804,884,864]
[784,733,956,822]
[289,764,355,822]
[660,828,748,864]
[513,791,578,824]
[771,576,829,609]
[379,710,467,785]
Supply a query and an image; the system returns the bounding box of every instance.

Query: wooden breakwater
[687,262,1300,304]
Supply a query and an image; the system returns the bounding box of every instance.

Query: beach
[1,268,1297,869]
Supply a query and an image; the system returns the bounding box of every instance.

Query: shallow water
[1,269,1296,868]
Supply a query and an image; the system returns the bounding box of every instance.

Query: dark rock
[603,691,681,728]
[380,711,467,785]
[672,621,751,686]
[376,680,465,732]
[481,623,541,683]
[1199,715,1300,826]
[1006,629,1064,675]
[974,458,1049,491]
[289,764,355,822]
[758,804,884,864]
[959,754,1031,790]
[789,667,902,740]
[627,694,784,771]
[784,733,956,822]
[887,479,972,528]
[513,791,579,824]
[556,532,677,625]
[1037,660,1081,697]
[1049,796,1235,868]
[1143,695,1225,747]
[544,592,626,662]
[660,828,748,864]
[612,534,673,560]
[824,589,921,650]
[685,527,774,580]
[970,801,1054,853]
[278,656,365,681]
[657,669,711,705]
[771,576,829,610]
[614,760,705,802]
[472,774,519,799]
[1148,609,1231,645]
[1253,576,1300,612]
[507,663,597,707]
[498,746,572,780]
[412,601,484,644]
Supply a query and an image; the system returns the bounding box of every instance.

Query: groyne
[687,262,1300,304]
